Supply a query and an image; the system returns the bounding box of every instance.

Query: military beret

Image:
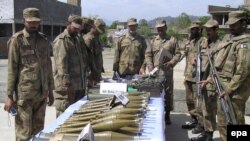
[68,14,82,29]
[189,20,202,29]
[23,8,41,22]
[226,10,247,25]
[203,19,219,28]
[127,18,138,26]
[155,19,167,28]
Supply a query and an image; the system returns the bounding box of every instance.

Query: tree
[139,19,148,26]
[110,20,118,29]
[198,16,210,25]
[137,26,152,38]
[175,12,191,29]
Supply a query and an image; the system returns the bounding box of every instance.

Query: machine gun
[207,49,237,125]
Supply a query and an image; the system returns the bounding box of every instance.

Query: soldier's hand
[139,68,145,75]
[199,80,209,89]
[191,58,196,65]
[163,62,173,70]
[148,65,154,72]
[4,97,14,112]
[47,90,54,106]
[219,91,229,100]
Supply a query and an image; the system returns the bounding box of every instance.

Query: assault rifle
[195,41,201,105]
[207,50,237,125]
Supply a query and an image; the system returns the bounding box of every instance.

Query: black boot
[182,115,197,129]
[190,132,213,141]
[165,111,171,125]
[192,123,204,134]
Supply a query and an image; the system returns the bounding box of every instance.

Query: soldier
[53,15,88,117]
[145,19,181,124]
[182,21,206,133]
[4,8,54,141]
[83,19,106,85]
[191,19,220,141]
[212,11,250,141]
[113,18,147,79]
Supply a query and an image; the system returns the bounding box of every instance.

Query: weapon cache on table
[32,92,155,141]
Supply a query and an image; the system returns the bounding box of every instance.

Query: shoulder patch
[241,43,248,49]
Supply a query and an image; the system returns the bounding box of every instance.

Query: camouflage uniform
[213,12,250,141]
[184,36,207,122]
[83,19,105,83]
[53,16,88,117]
[201,19,220,135]
[7,8,54,141]
[145,32,181,113]
[113,27,147,78]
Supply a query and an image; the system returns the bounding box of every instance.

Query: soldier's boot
[182,115,198,129]
[190,132,213,141]
[165,110,171,125]
[192,123,204,134]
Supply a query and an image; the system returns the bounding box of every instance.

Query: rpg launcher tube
[57,119,140,134]
[60,114,140,128]
[94,131,144,141]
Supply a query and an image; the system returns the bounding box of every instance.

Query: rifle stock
[207,50,237,125]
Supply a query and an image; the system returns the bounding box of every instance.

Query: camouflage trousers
[201,89,217,132]
[184,80,203,124]
[217,97,246,141]
[15,96,46,141]
[164,79,174,111]
[54,90,85,117]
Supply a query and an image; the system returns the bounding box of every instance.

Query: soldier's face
[157,26,166,36]
[229,21,245,36]
[206,27,217,40]
[24,20,40,33]
[128,25,137,34]
[190,27,200,39]
[68,25,81,36]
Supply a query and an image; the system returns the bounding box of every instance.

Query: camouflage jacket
[204,38,221,92]
[83,32,103,81]
[7,29,54,100]
[113,32,147,75]
[53,29,88,93]
[184,37,207,82]
[145,35,181,76]
[213,33,250,99]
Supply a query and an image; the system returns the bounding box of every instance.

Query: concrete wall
[0,0,14,23]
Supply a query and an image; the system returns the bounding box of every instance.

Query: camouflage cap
[23,8,41,22]
[68,14,82,29]
[127,18,138,26]
[155,19,167,28]
[189,20,202,29]
[226,10,246,25]
[95,19,106,33]
[82,17,94,26]
[203,19,219,28]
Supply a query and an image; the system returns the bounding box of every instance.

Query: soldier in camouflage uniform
[212,11,250,141]
[4,8,54,141]
[182,21,207,133]
[53,15,88,117]
[145,19,181,124]
[113,18,147,79]
[84,19,106,85]
[191,19,220,141]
